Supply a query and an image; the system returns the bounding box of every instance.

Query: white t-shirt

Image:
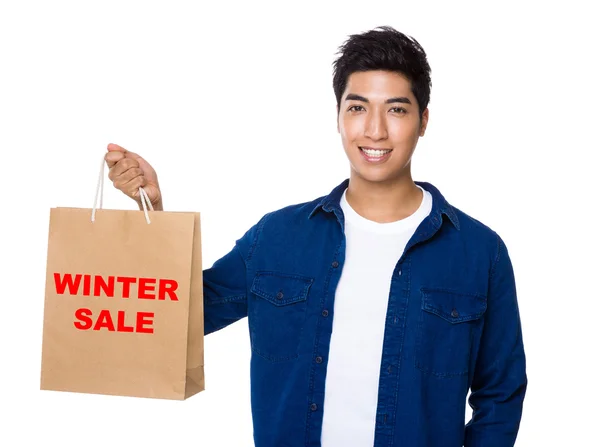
[321,185,433,447]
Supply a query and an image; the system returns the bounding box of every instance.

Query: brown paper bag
[40,161,204,400]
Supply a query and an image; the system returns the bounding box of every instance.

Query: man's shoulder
[452,204,496,234]
[256,179,348,227]
[447,203,504,254]
[259,194,326,226]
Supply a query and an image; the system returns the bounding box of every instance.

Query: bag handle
[91,155,154,224]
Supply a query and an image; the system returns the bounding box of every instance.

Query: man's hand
[105,143,163,211]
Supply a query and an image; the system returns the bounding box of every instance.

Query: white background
[1,0,598,445]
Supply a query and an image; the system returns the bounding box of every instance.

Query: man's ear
[419,108,429,136]
[336,105,340,133]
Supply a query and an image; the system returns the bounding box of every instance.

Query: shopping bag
[40,157,204,400]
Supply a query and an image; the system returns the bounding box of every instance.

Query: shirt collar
[308,178,460,231]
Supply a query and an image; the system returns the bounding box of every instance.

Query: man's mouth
[359,146,393,163]
[359,146,393,157]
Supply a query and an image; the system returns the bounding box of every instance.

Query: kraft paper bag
[40,159,204,400]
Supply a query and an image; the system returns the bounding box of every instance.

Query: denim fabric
[203,178,527,447]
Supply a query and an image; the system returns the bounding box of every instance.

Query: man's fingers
[111,166,143,184]
[105,143,160,206]
[104,150,125,168]
[108,158,140,180]
[116,175,147,198]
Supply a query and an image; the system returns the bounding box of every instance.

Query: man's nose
[364,111,388,140]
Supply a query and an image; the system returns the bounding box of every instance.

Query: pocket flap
[251,272,314,306]
[421,288,487,323]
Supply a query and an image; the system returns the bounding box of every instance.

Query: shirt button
[310,403,318,411]
[398,269,402,276]
[315,356,323,364]
[276,291,284,300]
[331,261,339,268]
[451,309,459,318]
[322,310,329,317]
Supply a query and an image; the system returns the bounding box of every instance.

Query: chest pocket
[249,271,313,362]
[415,287,487,377]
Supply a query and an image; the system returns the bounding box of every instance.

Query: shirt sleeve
[464,234,528,446]
[202,214,267,335]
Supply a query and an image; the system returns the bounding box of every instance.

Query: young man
[106,26,527,447]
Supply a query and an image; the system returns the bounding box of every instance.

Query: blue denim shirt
[203,179,527,447]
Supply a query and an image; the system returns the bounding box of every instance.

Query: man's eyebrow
[344,93,412,104]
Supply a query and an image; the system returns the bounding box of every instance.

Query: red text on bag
[74,308,154,333]
[53,273,180,334]
[54,273,179,300]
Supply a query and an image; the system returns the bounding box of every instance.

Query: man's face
[337,70,428,184]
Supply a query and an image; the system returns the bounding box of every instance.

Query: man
[105,26,527,447]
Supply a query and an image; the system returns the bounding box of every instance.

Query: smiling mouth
[359,147,393,156]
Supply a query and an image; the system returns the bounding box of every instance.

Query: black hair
[333,26,432,119]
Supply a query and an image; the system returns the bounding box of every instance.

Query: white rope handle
[91,154,154,224]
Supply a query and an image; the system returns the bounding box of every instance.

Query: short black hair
[333,26,432,119]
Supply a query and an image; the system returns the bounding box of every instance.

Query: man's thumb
[107,143,144,161]
[107,143,127,153]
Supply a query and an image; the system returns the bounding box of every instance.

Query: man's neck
[345,173,423,224]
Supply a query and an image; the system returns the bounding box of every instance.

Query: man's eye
[391,107,407,114]
[348,105,364,112]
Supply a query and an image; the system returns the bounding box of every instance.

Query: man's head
[332,26,432,185]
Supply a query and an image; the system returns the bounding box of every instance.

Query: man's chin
[351,169,405,185]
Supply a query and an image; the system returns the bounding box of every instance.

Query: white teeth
[361,148,391,157]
